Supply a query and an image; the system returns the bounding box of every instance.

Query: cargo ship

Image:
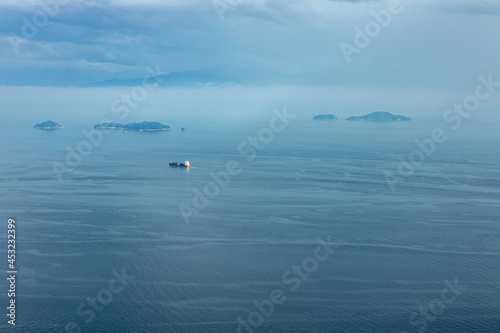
[169,160,190,168]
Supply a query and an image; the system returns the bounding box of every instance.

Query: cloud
[417,0,500,16]
[0,0,499,89]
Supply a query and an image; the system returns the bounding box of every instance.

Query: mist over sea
[0,116,499,333]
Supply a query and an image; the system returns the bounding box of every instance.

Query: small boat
[169,160,190,168]
[181,127,186,132]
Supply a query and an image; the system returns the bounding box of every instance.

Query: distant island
[346,112,411,122]
[94,121,170,131]
[313,114,337,121]
[34,120,62,130]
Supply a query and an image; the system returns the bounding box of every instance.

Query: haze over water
[0,116,499,333]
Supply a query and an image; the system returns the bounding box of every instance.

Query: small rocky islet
[34,120,62,130]
[313,114,337,121]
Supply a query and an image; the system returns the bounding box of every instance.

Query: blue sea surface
[0,117,499,332]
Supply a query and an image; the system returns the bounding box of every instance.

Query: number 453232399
[8,219,15,270]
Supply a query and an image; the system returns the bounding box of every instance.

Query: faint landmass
[34,120,62,130]
[346,112,411,122]
[313,114,337,121]
[94,121,170,131]
[83,66,317,88]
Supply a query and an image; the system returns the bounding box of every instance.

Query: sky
[0,0,500,121]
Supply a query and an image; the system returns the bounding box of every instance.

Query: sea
[0,115,499,333]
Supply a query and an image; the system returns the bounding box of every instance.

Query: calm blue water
[0,117,499,332]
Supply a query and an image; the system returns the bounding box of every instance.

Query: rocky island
[313,114,337,121]
[34,120,62,130]
[346,112,411,122]
[94,121,170,131]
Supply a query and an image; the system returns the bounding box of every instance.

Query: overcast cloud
[0,0,499,90]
